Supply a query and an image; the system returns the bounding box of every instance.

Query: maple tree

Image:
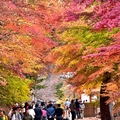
[0,0,58,79]
[0,0,58,105]
[46,0,120,119]
[79,0,120,108]
[0,1,120,117]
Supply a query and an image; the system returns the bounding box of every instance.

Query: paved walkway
[80,117,100,120]
[80,116,120,120]
[65,112,100,120]
[68,117,100,120]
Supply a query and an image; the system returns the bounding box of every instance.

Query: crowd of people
[0,99,85,120]
[64,99,85,120]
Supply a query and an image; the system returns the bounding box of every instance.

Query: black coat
[34,107,42,119]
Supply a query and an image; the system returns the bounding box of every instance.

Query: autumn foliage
[46,0,120,107]
[0,0,57,79]
[0,0,58,105]
[0,0,120,111]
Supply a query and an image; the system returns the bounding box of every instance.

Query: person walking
[46,104,55,120]
[75,99,80,119]
[30,101,35,109]
[79,101,85,119]
[69,100,76,120]
[34,104,43,120]
[42,107,47,120]
[64,99,70,118]
[28,106,35,119]
[55,104,64,120]
[22,110,33,120]
[10,107,22,120]
[47,101,56,111]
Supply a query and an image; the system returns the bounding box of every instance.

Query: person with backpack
[46,104,55,120]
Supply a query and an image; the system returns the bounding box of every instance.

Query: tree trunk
[100,72,114,120]
[100,85,114,120]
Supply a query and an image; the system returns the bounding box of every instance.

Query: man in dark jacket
[75,99,80,119]
[55,104,64,120]
[70,100,76,120]
[34,104,42,120]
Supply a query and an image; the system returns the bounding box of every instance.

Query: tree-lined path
[0,0,120,120]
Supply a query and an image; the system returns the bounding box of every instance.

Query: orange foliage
[0,0,58,79]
